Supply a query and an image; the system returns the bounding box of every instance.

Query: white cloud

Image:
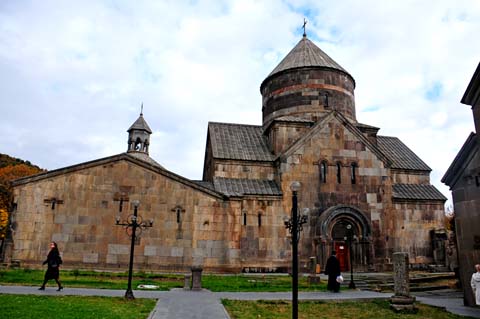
[1,0,479,205]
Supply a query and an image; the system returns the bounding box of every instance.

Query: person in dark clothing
[39,242,63,291]
[324,250,341,292]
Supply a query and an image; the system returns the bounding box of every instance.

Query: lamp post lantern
[345,224,356,289]
[284,181,308,319]
[115,200,153,299]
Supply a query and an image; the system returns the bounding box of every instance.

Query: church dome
[261,35,356,126]
[265,36,352,80]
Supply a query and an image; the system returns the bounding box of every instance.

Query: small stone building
[442,62,480,306]
[9,34,446,272]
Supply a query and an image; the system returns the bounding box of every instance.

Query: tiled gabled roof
[213,177,282,197]
[393,184,447,201]
[208,122,275,162]
[377,136,431,171]
[192,180,215,192]
[127,152,164,169]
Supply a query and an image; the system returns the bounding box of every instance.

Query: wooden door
[334,242,349,272]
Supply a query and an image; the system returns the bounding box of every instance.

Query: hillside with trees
[0,153,44,240]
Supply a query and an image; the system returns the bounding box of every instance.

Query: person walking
[39,242,63,291]
[471,264,480,306]
[325,250,341,293]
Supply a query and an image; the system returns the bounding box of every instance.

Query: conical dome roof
[265,36,351,81]
[127,113,152,134]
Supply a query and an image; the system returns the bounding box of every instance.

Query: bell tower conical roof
[127,113,152,134]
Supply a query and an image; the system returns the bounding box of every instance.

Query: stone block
[83,253,98,263]
[144,245,156,256]
[108,244,130,255]
[78,216,89,225]
[171,247,184,257]
[54,214,66,224]
[52,233,69,242]
[366,193,377,204]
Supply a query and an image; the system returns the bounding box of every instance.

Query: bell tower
[127,109,152,155]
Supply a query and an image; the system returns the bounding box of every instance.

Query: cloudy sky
[1,0,479,205]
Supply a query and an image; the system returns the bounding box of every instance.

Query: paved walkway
[1,285,479,318]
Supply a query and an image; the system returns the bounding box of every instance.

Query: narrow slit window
[176,208,181,223]
[351,163,357,185]
[336,162,342,184]
[320,161,327,183]
[258,213,262,227]
[243,212,247,225]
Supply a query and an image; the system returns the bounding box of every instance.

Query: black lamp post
[284,181,308,319]
[345,224,356,289]
[115,200,153,299]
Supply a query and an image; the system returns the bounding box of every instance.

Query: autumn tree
[0,160,44,239]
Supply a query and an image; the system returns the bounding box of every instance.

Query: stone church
[442,62,480,306]
[9,34,447,273]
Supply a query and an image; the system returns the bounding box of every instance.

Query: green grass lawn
[0,294,156,319]
[0,268,184,290]
[222,299,475,319]
[202,274,326,292]
[0,269,327,292]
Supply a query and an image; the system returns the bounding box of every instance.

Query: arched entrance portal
[315,206,373,272]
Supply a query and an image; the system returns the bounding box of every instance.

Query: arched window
[143,139,149,152]
[336,162,342,184]
[134,137,142,151]
[351,163,357,184]
[320,161,328,183]
[258,213,262,227]
[243,211,247,226]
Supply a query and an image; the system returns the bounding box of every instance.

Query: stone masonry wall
[276,115,391,267]
[451,149,480,306]
[391,201,445,265]
[11,159,290,272]
[391,170,430,184]
[268,122,312,155]
[211,160,276,180]
[261,68,356,125]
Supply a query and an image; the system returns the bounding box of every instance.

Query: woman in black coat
[39,242,63,291]
[324,250,341,292]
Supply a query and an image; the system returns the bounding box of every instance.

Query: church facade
[9,35,446,272]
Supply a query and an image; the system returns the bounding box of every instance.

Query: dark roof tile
[213,177,282,197]
[209,122,275,161]
[377,136,431,171]
[267,36,349,79]
[128,114,152,133]
[393,184,447,201]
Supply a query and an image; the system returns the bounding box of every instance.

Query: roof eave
[260,65,356,93]
[442,132,477,187]
[461,62,480,106]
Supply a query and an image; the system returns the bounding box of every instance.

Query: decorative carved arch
[319,205,371,240]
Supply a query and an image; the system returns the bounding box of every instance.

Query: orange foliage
[0,164,42,184]
[0,163,43,239]
[0,208,7,238]
[0,164,43,210]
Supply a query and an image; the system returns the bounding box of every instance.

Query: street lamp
[115,200,153,299]
[345,224,356,289]
[284,181,308,319]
